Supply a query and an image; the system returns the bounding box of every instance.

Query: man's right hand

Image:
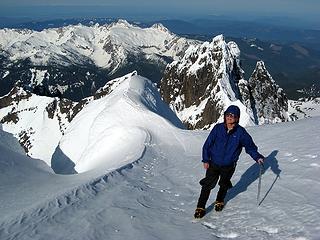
[257,158,264,165]
[203,162,209,169]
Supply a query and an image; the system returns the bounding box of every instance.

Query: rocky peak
[244,60,289,124]
[251,61,274,83]
[160,34,291,129]
[160,35,246,129]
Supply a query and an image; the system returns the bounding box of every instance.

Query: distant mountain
[1,18,319,100]
[3,17,320,49]
[150,18,320,51]
[0,17,118,31]
[0,20,198,100]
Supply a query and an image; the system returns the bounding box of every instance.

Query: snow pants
[196,162,236,209]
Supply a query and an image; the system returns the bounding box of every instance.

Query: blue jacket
[202,123,264,166]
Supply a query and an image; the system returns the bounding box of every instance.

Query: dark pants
[196,163,236,209]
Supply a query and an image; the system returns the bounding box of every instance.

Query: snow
[0,74,320,239]
[30,69,48,85]
[288,98,320,119]
[250,44,264,51]
[228,41,241,58]
[2,71,10,78]
[177,96,210,127]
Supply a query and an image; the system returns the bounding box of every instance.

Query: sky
[0,0,319,29]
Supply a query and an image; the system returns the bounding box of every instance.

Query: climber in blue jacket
[194,105,264,218]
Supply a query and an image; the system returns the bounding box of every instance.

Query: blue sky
[0,0,319,28]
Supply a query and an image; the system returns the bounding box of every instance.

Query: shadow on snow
[206,150,281,214]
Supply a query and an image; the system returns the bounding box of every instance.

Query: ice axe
[257,163,264,206]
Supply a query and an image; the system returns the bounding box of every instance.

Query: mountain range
[0,19,319,156]
[1,19,319,101]
[0,20,197,100]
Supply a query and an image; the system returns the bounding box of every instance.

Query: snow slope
[0,74,319,240]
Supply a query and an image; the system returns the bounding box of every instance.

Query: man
[194,105,264,219]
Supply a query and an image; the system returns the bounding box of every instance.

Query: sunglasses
[225,113,237,118]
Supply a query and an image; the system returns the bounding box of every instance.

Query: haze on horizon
[0,0,319,29]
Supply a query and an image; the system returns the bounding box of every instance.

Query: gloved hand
[257,158,264,165]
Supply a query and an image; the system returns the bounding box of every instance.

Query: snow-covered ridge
[0,71,184,172]
[55,71,184,173]
[0,20,197,68]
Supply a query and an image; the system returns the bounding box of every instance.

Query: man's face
[225,113,239,125]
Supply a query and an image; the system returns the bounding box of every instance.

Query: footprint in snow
[305,154,318,159]
[310,163,320,168]
[201,222,240,239]
[170,206,185,212]
[202,222,216,229]
[160,189,171,193]
[213,232,239,239]
[259,226,279,234]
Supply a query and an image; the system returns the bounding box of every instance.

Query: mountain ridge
[160,35,290,129]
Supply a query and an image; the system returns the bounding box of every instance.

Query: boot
[194,208,206,218]
[214,201,224,211]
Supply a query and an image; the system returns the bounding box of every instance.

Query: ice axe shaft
[257,163,264,206]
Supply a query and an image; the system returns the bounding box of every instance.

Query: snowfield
[0,74,320,240]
